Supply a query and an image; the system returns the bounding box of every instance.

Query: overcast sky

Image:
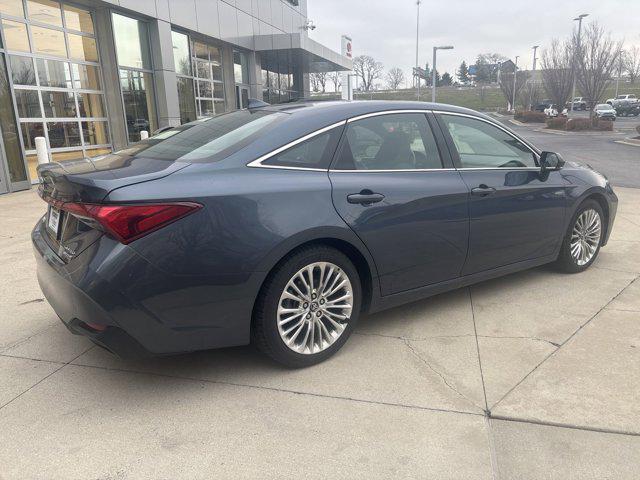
[308,0,639,88]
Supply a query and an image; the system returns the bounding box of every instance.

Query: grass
[310,82,640,112]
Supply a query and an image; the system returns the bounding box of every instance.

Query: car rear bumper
[32,219,259,358]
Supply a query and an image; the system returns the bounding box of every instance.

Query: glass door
[235,85,249,109]
[0,138,9,194]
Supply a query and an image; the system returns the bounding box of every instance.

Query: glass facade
[172,30,225,123]
[0,0,110,183]
[261,53,299,104]
[113,12,156,141]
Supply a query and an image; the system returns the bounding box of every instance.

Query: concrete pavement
[0,187,639,479]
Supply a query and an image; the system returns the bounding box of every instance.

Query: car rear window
[107,110,286,163]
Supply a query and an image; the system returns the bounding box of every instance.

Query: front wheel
[252,245,361,368]
[555,200,604,273]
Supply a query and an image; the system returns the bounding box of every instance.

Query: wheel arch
[251,229,379,325]
[580,191,610,242]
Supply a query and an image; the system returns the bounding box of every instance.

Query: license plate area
[47,206,61,239]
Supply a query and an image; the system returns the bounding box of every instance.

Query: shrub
[546,117,568,130]
[592,119,613,131]
[514,110,546,123]
[566,118,592,131]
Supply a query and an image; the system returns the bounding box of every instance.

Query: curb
[614,138,640,147]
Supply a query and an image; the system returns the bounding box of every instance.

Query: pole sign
[341,35,353,100]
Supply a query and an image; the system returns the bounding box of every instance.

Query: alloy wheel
[277,262,353,355]
[570,208,602,266]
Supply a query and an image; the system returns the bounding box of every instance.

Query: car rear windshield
[105,110,286,163]
[596,104,610,109]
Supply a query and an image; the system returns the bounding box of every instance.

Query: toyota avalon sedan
[33,101,617,367]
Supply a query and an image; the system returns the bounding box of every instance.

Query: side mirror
[539,151,565,172]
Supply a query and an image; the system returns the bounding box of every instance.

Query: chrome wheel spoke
[277,261,353,355]
[570,209,602,266]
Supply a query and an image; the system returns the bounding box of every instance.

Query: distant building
[0,0,351,193]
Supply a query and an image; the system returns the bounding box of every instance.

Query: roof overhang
[255,33,352,73]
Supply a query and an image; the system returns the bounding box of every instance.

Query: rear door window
[333,113,442,170]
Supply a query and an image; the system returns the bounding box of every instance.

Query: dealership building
[0,0,351,194]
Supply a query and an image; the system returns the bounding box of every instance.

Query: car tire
[555,200,604,273]
[252,245,361,368]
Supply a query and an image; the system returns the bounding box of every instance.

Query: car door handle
[471,185,496,197]
[347,190,385,205]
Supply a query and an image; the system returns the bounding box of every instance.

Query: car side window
[262,126,342,169]
[333,113,442,170]
[441,114,537,168]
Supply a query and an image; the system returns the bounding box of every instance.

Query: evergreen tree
[457,61,470,84]
[441,72,453,86]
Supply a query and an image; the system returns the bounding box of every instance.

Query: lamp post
[415,0,421,99]
[529,45,539,110]
[432,45,453,103]
[511,55,519,111]
[570,13,589,113]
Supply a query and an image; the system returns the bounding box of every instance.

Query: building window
[112,12,156,142]
[261,51,298,105]
[172,30,226,123]
[0,0,110,183]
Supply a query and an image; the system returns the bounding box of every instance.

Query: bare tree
[353,55,383,91]
[574,23,623,116]
[386,67,405,90]
[498,67,529,110]
[520,81,542,110]
[540,38,574,109]
[329,71,342,92]
[309,72,327,93]
[623,45,640,84]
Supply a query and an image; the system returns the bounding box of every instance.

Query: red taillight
[55,201,202,244]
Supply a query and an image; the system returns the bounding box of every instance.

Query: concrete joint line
[489,414,640,438]
[489,274,640,412]
[402,337,485,412]
[70,360,486,418]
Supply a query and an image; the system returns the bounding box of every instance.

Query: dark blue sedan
[33,101,617,367]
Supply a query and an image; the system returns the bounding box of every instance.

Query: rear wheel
[555,200,604,273]
[252,245,361,368]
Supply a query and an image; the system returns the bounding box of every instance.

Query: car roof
[256,100,493,124]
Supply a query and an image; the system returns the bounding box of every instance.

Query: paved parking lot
[496,113,640,188]
[2,162,640,478]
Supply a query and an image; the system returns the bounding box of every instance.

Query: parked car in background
[606,94,640,116]
[544,104,567,118]
[594,103,617,120]
[535,99,553,112]
[33,101,618,367]
[567,97,588,110]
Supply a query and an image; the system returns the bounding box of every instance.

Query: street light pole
[415,0,421,99]
[532,45,539,71]
[615,54,622,97]
[570,13,589,113]
[512,55,519,111]
[432,45,453,103]
[529,45,539,110]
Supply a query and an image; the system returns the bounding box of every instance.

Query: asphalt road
[494,115,640,189]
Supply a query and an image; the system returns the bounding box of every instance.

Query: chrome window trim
[432,110,541,158]
[246,120,346,170]
[346,109,431,123]
[247,109,543,173]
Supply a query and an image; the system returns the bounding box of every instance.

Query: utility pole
[570,13,589,112]
[512,55,519,111]
[415,0,421,99]
[432,45,453,103]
